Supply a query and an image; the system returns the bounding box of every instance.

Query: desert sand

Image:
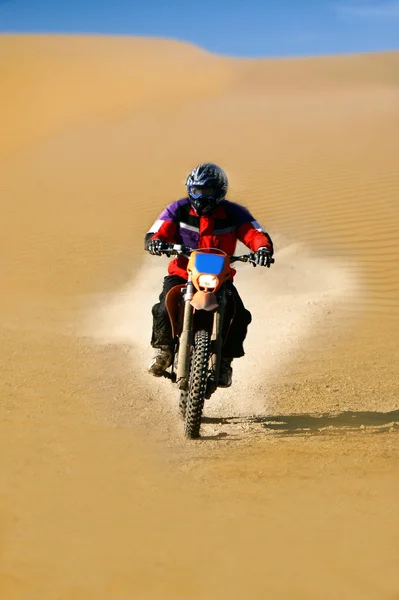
[0,34,398,599]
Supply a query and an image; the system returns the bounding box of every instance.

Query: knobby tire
[184,330,210,439]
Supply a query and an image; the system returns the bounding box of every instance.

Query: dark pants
[151,276,252,358]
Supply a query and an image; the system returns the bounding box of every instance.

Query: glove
[148,238,166,256]
[253,247,272,267]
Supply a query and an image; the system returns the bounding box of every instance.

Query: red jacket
[145,198,273,279]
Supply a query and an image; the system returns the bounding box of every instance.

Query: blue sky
[0,0,398,57]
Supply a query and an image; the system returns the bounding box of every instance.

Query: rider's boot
[148,345,173,377]
[218,357,233,388]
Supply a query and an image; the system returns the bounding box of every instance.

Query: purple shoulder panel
[159,198,190,221]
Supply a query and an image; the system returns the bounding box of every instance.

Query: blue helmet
[186,163,228,215]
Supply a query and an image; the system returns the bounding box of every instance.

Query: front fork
[176,282,226,395]
[208,289,226,396]
[176,279,194,390]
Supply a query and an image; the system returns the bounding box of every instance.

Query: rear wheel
[184,330,210,439]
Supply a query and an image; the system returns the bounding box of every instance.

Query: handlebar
[156,243,275,268]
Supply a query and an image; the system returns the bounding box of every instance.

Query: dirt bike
[158,243,274,439]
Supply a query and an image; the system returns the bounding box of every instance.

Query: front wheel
[179,390,188,420]
[184,330,211,439]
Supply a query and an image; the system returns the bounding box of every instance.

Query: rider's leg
[218,283,252,387]
[149,275,186,376]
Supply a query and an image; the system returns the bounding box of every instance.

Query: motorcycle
[156,243,274,439]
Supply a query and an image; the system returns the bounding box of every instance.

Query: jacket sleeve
[233,204,274,254]
[144,202,180,250]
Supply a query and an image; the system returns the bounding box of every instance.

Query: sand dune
[0,35,398,599]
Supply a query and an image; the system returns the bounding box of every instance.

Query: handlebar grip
[160,243,192,257]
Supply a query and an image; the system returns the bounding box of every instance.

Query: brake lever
[162,244,172,258]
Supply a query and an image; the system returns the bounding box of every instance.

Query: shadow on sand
[202,409,399,436]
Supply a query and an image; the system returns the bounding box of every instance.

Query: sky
[0,0,398,57]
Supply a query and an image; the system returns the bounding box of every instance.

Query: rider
[145,163,274,387]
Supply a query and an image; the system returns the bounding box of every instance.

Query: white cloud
[334,1,399,17]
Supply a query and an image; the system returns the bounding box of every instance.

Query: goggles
[189,185,216,200]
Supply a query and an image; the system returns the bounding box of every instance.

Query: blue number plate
[194,253,226,275]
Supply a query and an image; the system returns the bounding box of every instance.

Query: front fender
[190,291,218,311]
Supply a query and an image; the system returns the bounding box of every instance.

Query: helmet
[186,163,228,215]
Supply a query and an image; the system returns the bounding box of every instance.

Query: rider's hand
[254,246,273,267]
[148,239,167,256]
